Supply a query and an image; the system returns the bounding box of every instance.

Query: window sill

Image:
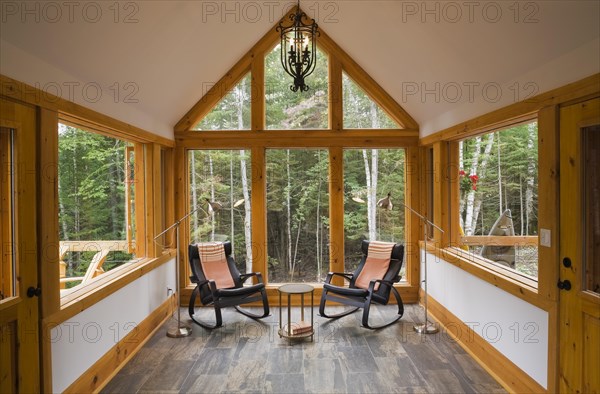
[421,242,552,310]
[48,251,175,324]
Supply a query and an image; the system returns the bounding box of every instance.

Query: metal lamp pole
[154,205,207,338]
[397,202,444,335]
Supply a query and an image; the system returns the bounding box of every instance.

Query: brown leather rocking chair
[188,241,270,329]
[319,240,405,329]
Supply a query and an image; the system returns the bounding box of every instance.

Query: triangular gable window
[343,72,400,129]
[193,73,251,131]
[265,44,328,130]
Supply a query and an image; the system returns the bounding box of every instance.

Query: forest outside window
[188,150,252,275]
[266,149,329,283]
[456,120,539,280]
[58,123,139,299]
[344,149,406,279]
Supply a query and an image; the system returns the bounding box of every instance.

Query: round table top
[278,283,314,294]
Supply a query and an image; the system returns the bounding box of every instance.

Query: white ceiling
[1,1,599,139]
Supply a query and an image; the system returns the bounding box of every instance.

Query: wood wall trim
[61,294,175,394]
[38,108,59,393]
[48,252,174,324]
[328,147,344,286]
[405,146,421,287]
[0,74,174,147]
[419,73,600,146]
[426,291,547,394]
[176,129,419,148]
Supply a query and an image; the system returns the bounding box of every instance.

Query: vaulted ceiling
[1,1,598,139]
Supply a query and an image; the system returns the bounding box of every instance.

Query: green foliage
[266,45,328,129]
[460,122,539,277]
[58,125,134,279]
[188,150,251,273]
[193,74,252,130]
[343,73,399,129]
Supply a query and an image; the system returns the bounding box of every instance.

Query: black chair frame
[188,242,270,329]
[319,240,404,329]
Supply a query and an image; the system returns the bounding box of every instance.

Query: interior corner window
[458,121,539,279]
[343,149,406,279]
[188,150,252,275]
[192,73,251,131]
[266,149,329,283]
[265,44,329,130]
[58,123,136,296]
[1,128,16,301]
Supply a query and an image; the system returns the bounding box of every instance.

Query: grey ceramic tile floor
[102,305,506,394]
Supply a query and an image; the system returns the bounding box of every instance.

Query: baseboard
[63,294,176,394]
[424,291,546,394]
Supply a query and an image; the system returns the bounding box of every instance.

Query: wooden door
[0,99,40,393]
[559,97,600,393]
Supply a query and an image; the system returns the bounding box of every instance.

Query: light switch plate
[540,228,551,247]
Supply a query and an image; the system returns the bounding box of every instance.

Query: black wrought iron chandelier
[276,1,319,92]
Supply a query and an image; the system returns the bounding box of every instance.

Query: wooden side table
[277,283,314,342]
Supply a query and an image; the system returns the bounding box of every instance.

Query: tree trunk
[315,151,322,281]
[363,150,376,240]
[190,151,199,238]
[466,134,495,235]
[239,150,252,273]
[519,175,524,235]
[497,133,503,215]
[230,154,234,249]
[525,123,536,235]
[286,150,293,273]
[208,152,215,241]
[459,140,465,229]
[371,149,379,237]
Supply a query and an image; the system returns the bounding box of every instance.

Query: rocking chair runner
[319,240,405,329]
[188,241,270,329]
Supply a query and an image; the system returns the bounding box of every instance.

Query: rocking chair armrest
[324,272,354,284]
[190,276,209,287]
[239,272,265,284]
[367,278,396,293]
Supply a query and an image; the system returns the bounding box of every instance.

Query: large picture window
[188,150,252,274]
[58,123,138,296]
[457,121,539,279]
[344,149,406,277]
[266,149,329,283]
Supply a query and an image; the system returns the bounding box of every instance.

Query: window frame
[449,118,540,282]
[425,114,552,308]
[53,114,174,313]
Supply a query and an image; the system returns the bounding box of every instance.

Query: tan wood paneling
[405,146,421,288]
[0,98,40,393]
[328,147,344,285]
[558,98,600,393]
[37,109,60,392]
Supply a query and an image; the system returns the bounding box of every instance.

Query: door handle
[27,287,41,298]
[557,280,572,291]
[562,257,572,268]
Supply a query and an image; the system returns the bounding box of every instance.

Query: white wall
[50,259,175,393]
[422,251,548,388]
